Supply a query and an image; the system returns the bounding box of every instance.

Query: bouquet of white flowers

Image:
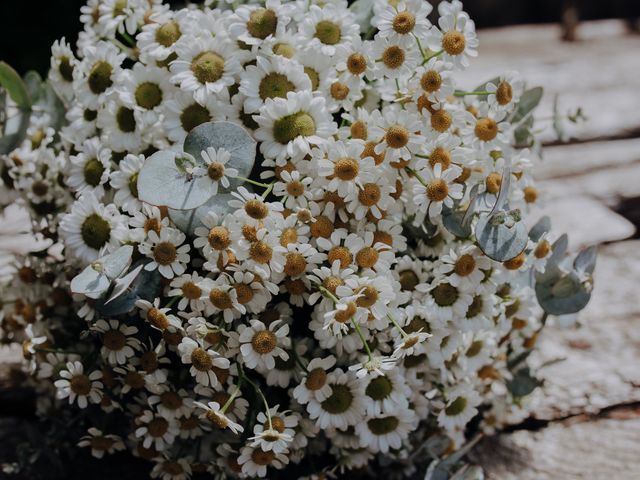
[0,0,596,478]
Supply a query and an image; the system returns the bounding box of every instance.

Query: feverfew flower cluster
[1,0,580,478]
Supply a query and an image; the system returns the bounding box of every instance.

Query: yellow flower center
[475,118,498,142]
[427,178,449,202]
[454,254,476,276]
[191,51,225,84]
[393,11,416,34]
[153,241,177,266]
[382,46,405,69]
[251,329,277,354]
[442,31,466,55]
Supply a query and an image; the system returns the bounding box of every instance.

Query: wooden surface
[465,19,640,479]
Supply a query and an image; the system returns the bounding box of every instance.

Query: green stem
[120,31,137,48]
[422,49,443,65]
[405,167,429,187]
[454,90,492,97]
[350,318,373,361]
[238,364,272,430]
[164,296,180,309]
[220,382,243,414]
[414,34,426,58]
[261,182,274,199]
[235,176,272,189]
[387,312,408,339]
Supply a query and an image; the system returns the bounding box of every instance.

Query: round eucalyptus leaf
[535,270,592,315]
[475,213,528,262]
[137,150,214,210]
[168,192,235,236]
[183,121,256,183]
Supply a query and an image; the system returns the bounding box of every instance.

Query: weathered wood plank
[536,138,640,180]
[471,410,640,480]
[527,195,635,249]
[458,20,640,143]
[529,240,640,421]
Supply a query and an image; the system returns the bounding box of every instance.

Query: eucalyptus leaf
[137,150,215,210]
[474,76,500,96]
[168,192,235,236]
[529,216,551,242]
[70,245,133,298]
[574,245,597,275]
[0,107,30,154]
[70,265,111,299]
[489,162,511,216]
[535,270,592,315]
[511,87,543,124]
[475,212,528,262]
[547,233,569,267]
[183,121,256,186]
[0,62,31,108]
[95,264,161,317]
[23,71,43,104]
[443,208,472,238]
[506,367,542,397]
[104,264,144,305]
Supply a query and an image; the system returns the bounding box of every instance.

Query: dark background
[0,0,639,75]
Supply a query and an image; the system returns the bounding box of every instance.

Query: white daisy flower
[110,153,145,214]
[74,41,125,110]
[426,9,479,70]
[411,162,463,222]
[59,192,126,263]
[194,400,244,434]
[238,444,289,478]
[139,227,191,279]
[254,90,337,163]
[240,55,311,114]
[298,4,360,57]
[178,336,230,387]
[54,361,103,409]
[92,319,141,365]
[135,410,180,450]
[49,37,76,102]
[228,0,294,46]
[196,147,238,195]
[376,0,432,46]
[438,245,492,291]
[356,407,418,453]
[77,428,125,459]
[116,63,174,127]
[170,35,242,106]
[163,89,233,143]
[238,319,290,370]
[293,356,336,404]
[437,383,482,430]
[249,406,298,453]
[66,137,112,198]
[306,368,365,430]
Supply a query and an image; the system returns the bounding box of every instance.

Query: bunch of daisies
[0,0,585,478]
